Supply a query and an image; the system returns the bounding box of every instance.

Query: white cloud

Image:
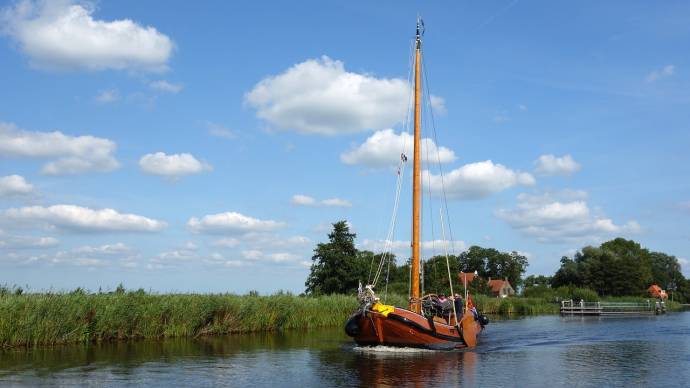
[212,237,240,248]
[182,241,198,251]
[2,204,166,232]
[321,198,352,207]
[149,80,182,93]
[206,122,235,139]
[188,212,286,234]
[158,249,195,260]
[95,89,119,103]
[246,56,421,135]
[424,160,535,200]
[73,242,129,255]
[139,152,211,178]
[0,0,174,71]
[291,194,317,206]
[290,194,351,207]
[430,95,446,115]
[224,260,244,267]
[0,175,34,197]
[359,239,467,259]
[0,122,119,175]
[242,249,263,260]
[242,233,311,249]
[240,249,300,264]
[646,65,675,83]
[341,129,456,168]
[534,154,580,176]
[496,191,640,244]
[0,235,58,249]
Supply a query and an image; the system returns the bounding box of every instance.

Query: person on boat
[453,294,463,315]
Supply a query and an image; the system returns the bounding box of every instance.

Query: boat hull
[346,307,482,350]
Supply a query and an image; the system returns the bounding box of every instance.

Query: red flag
[467,294,475,311]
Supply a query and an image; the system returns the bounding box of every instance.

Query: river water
[1,312,689,387]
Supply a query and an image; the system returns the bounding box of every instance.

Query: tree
[550,238,686,297]
[524,275,553,288]
[305,221,368,295]
[458,246,528,288]
[423,255,460,295]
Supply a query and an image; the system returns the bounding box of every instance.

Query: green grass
[0,291,360,348]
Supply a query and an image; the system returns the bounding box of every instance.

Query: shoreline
[1,292,682,349]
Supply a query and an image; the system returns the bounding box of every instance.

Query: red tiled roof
[488,279,508,293]
[458,272,476,283]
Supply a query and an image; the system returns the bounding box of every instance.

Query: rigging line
[439,208,459,325]
[373,60,414,288]
[422,77,437,261]
[371,38,416,287]
[421,81,441,293]
[373,163,404,287]
[422,56,458,256]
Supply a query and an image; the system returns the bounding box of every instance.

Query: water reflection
[1,313,689,387]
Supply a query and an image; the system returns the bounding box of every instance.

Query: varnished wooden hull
[346,307,482,350]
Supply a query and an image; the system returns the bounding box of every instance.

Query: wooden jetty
[560,300,666,316]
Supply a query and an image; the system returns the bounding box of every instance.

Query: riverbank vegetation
[0,290,363,348]
[306,222,690,303]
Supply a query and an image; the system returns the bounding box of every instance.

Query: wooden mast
[410,19,422,313]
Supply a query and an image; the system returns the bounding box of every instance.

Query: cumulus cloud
[149,80,182,93]
[359,239,467,259]
[2,204,166,232]
[424,160,535,200]
[496,191,640,244]
[0,175,33,197]
[341,129,456,168]
[0,235,58,249]
[0,0,174,71]
[188,212,286,234]
[290,194,351,207]
[139,152,211,178]
[0,122,119,175]
[534,154,580,176]
[246,56,429,135]
[646,65,675,83]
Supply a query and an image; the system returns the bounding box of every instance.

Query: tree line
[305,221,528,296]
[305,221,689,302]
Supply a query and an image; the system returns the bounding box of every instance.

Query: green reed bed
[0,291,362,348]
[473,295,560,315]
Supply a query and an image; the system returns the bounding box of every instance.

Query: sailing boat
[344,19,488,350]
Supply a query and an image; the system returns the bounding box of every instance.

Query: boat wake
[353,345,436,354]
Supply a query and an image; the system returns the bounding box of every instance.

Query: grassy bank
[1,291,682,348]
[0,292,360,348]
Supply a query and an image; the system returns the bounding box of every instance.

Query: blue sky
[1,0,689,293]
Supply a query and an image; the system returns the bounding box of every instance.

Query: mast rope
[370,37,416,291]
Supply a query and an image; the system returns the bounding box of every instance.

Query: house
[458,271,477,285]
[488,278,515,298]
[457,272,516,298]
